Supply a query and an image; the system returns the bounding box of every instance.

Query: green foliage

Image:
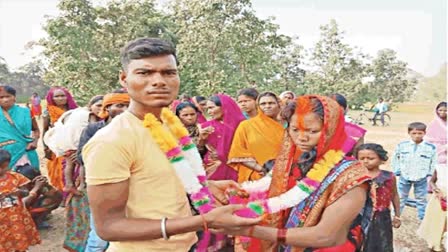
[414,64,447,102]
[171,0,292,96]
[40,0,175,103]
[30,0,418,105]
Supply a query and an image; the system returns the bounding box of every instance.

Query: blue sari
[0,104,40,170]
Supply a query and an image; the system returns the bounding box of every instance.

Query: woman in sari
[42,87,78,192]
[229,92,284,183]
[30,92,42,119]
[201,94,244,181]
[0,85,40,171]
[425,102,447,188]
[175,101,206,156]
[221,95,372,252]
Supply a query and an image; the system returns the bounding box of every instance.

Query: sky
[0,0,446,76]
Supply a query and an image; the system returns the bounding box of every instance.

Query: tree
[170,0,292,96]
[368,49,416,103]
[304,19,368,106]
[40,0,174,103]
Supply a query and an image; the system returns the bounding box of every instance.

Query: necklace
[143,108,214,213]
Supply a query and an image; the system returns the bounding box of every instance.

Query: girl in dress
[355,143,401,252]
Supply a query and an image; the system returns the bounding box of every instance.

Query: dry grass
[29,102,439,251]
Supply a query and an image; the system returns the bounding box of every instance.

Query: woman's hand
[199,125,214,141]
[204,204,261,230]
[33,176,47,191]
[26,141,38,150]
[208,180,241,205]
[44,147,53,160]
[392,216,401,228]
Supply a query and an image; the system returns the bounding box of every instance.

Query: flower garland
[143,108,214,213]
[235,149,344,217]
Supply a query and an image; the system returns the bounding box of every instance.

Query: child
[0,149,41,251]
[392,122,437,220]
[15,164,63,229]
[356,143,400,252]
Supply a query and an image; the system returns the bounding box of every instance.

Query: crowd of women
[0,82,446,252]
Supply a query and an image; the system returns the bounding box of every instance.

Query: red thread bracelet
[277,228,287,244]
[200,214,208,231]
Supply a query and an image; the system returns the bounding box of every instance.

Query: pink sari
[425,106,447,164]
[201,94,244,181]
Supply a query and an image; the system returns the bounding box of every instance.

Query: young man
[76,90,130,252]
[82,38,259,252]
[392,122,437,220]
[372,97,388,126]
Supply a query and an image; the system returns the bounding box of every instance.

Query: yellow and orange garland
[143,108,214,213]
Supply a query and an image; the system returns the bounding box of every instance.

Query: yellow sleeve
[83,138,134,186]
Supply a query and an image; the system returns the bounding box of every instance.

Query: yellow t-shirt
[83,111,197,252]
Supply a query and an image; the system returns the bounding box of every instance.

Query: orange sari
[0,172,41,251]
[46,105,66,191]
[228,111,284,183]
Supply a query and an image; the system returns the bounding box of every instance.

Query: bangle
[277,228,287,244]
[29,191,37,197]
[200,214,208,232]
[394,216,400,220]
[161,217,169,240]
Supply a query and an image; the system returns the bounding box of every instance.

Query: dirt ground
[28,102,442,252]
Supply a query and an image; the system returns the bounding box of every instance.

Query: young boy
[392,122,437,220]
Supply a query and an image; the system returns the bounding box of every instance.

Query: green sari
[0,104,39,170]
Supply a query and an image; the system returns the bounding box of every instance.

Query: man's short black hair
[120,37,178,71]
[408,122,426,132]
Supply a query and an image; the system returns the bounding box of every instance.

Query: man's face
[119,55,180,109]
[107,103,129,118]
[259,96,280,119]
[237,95,256,113]
[0,90,15,110]
[409,129,425,143]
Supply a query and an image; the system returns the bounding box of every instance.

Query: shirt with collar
[392,140,436,181]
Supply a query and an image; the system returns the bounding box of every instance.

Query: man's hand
[204,204,261,230]
[208,180,241,205]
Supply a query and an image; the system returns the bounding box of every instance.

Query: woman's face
[52,89,67,107]
[237,95,257,113]
[259,96,280,119]
[0,89,15,110]
[178,106,198,126]
[198,100,207,112]
[288,112,323,152]
[90,100,103,117]
[206,100,223,121]
[437,105,447,121]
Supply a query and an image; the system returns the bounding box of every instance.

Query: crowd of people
[0,37,446,252]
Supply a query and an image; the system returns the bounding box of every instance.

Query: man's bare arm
[88,180,261,241]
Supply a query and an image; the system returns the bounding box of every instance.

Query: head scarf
[200,94,245,181]
[262,95,347,231]
[279,91,296,100]
[45,86,78,109]
[98,93,130,119]
[425,102,447,164]
[45,87,78,123]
